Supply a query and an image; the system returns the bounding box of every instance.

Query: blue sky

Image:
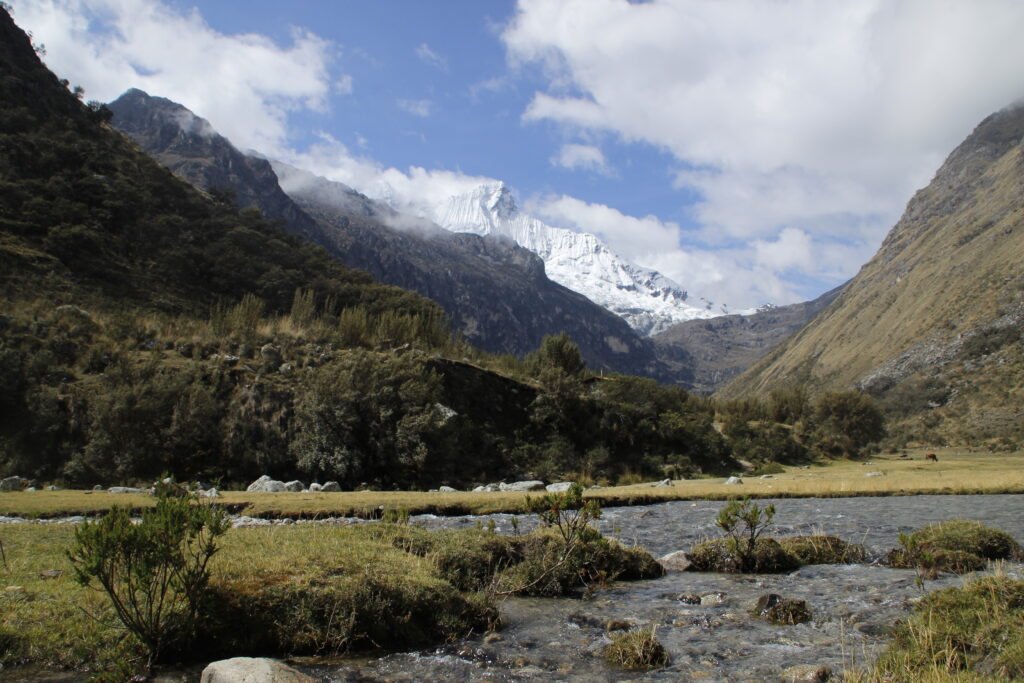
[11,0,1024,308]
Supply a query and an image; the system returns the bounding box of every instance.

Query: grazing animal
[925,453,938,462]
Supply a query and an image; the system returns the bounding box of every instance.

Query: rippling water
[305,494,1024,682]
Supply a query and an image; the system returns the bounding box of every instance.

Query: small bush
[780,535,866,565]
[602,627,669,670]
[68,492,228,663]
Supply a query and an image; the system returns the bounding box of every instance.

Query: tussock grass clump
[864,575,1024,680]
[494,527,664,597]
[779,535,866,565]
[887,520,1021,575]
[602,627,669,670]
[688,537,801,574]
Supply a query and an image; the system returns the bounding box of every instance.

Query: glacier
[431,183,735,336]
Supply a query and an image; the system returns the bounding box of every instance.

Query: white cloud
[504,0,1024,301]
[550,143,611,175]
[335,74,354,95]
[415,42,447,70]
[11,0,334,157]
[397,98,433,117]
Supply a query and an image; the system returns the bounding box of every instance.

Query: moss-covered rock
[752,593,812,625]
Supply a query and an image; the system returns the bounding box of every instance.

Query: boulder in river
[657,551,693,572]
[201,657,317,683]
[753,593,812,625]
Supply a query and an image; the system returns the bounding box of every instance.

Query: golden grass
[1,449,1021,520]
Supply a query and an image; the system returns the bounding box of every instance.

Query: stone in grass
[545,481,575,493]
[247,475,286,493]
[499,480,546,492]
[602,627,670,670]
[283,480,305,493]
[724,476,743,485]
[439,485,458,492]
[752,593,812,625]
[319,481,341,492]
[201,657,317,683]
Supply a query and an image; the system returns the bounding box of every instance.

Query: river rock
[545,481,575,493]
[201,657,317,683]
[320,481,341,492]
[657,551,693,572]
[499,480,546,492]
[0,476,30,491]
[724,476,744,485]
[247,475,286,493]
[754,593,811,625]
[780,664,832,681]
[283,480,305,492]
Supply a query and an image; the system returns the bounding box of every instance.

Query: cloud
[415,42,447,70]
[504,0,1024,298]
[550,143,612,175]
[11,0,335,157]
[397,98,433,117]
[335,74,354,95]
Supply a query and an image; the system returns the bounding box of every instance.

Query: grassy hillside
[0,8,739,487]
[720,104,1024,448]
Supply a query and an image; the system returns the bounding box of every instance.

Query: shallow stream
[299,494,1024,682]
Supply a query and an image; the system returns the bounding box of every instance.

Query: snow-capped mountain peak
[432,183,730,335]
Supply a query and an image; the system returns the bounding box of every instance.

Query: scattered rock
[605,619,631,632]
[259,344,282,367]
[309,483,322,492]
[864,471,885,477]
[545,481,575,493]
[320,481,341,492]
[199,488,221,499]
[45,485,58,491]
[760,474,774,479]
[780,664,832,681]
[92,484,103,491]
[499,480,546,492]
[701,592,726,606]
[657,551,693,572]
[753,594,812,625]
[439,485,457,493]
[474,483,501,492]
[247,475,287,493]
[653,478,672,487]
[201,657,317,683]
[0,476,30,491]
[107,486,148,494]
[39,570,63,580]
[278,363,293,375]
[724,476,744,485]
[676,594,702,605]
[283,480,305,493]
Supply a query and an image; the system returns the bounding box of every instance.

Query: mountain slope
[273,164,661,374]
[720,104,1024,446]
[435,184,731,335]
[653,284,844,393]
[104,90,661,374]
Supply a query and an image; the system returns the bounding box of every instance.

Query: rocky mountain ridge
[432,183,737,336]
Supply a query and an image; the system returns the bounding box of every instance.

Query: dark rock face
[653,284,844,393]
[107,89,320,242]
[107,89,660,375]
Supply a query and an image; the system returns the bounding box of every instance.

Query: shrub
[714,498,778,572]
[602,627,669,670]
[68,491,228,663]
[688,537,800,574]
